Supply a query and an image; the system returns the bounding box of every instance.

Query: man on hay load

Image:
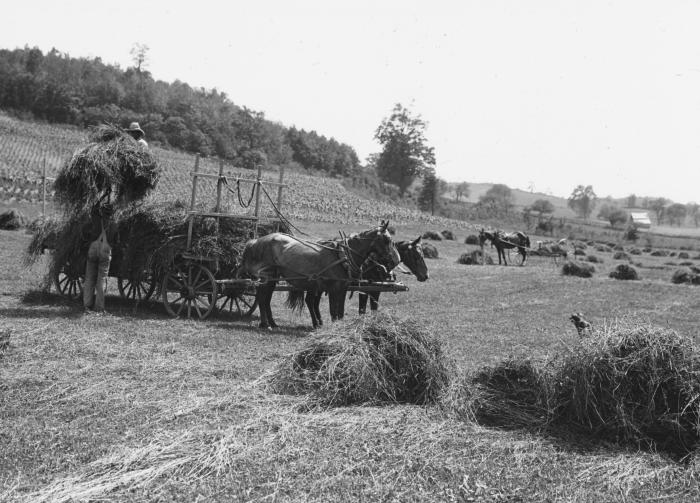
[125,121,148,147]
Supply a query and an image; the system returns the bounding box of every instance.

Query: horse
[478,228,531,266]
[357,236,429,314]
[237,221,400,329]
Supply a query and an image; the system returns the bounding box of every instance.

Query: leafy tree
[479,184,514,215]
[687,203,699,227]
[454,181,470,202]
[130,43,149,73]
[626,193,637,208]
[567,185,597,220]
[608,209,629,228]
[374,103,435,197]
[648,198,668,224]
[530,198,554,215]
[666,203,687,226]
[418,168,447,215]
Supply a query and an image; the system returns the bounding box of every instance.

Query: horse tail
[285,289,306,312]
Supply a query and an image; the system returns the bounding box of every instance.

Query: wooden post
[276,165,285,211]
[186,154,200,252]
[41,154,47,217]
[253,163,262,237]
[215,159,224,213]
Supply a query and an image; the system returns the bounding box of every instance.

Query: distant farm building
[629,212,652,229]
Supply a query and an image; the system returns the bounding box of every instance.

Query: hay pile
[0,209,26,230]
[671,267,700,285]
[609,264,639,280]
[422,242,439,259]
[562,260,595,278]
[447,321,700,454]
[457,249,493,265]
[267,314,451,407]
[441,230,455,240]
[53,124,160,213]
[464,234,479,245]
[613,251,630,261]
[421,230,442,240]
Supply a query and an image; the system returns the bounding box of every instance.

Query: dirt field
[1,225,699,502]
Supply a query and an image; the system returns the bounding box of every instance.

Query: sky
[2,0,700,204]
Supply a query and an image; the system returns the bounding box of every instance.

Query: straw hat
[125,122,145,137]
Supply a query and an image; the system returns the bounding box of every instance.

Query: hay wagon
[52,155,408,320]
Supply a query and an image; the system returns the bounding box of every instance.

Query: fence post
[276,164,285,212]
[253,163,262,237]
[186,154,200,252]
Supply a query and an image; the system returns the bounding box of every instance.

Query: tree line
[0,46,360,176]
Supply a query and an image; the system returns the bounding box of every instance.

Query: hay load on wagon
[53,124,160,213]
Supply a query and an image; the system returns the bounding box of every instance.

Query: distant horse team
[479,228,531,266]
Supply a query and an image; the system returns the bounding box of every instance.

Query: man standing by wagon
[83,198,117,313]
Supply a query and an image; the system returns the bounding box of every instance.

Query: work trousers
[83,234,112,311]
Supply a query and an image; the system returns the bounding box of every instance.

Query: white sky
[2,0,700,203]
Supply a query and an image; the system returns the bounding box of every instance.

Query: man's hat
[125,122,145,136]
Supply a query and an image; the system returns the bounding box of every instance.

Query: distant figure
[125,122,148,147]
[83,199,118,313]
[570,312,593,337]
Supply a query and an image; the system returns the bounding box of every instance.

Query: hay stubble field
[2,221,700,502]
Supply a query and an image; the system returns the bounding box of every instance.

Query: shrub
[457,250,493,265]
[464,234,479,245]
[267,314,451,407]
[612,251,630,261]
[422,242,439,259]
[562,260,595,278]
[421,230,442,241]
[0,209,26,230]
[441,230,455,240]
[609,264,639,280]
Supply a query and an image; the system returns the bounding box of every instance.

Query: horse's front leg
[370,292,380,312]
[312,292,323,327]
[358,292,368,314]
[305,291,320,328]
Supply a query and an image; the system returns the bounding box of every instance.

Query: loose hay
[562,260,595,278]
[613,251,630,261]
[53,124,161,213]
[609,263,639,280]
[267,313,451,408]
[441,229,455,240]
[446,320,700,455]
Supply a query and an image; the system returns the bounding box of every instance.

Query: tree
[567,185,597,220]
[479,184,514,215]
[666,203,687,226]
[374,103,435,197]
[648,198,668,224]
[626,193,637,208]
[530,198,554,215]
[454,181,470,202]
[418,168,447,215]
[130,43,149,73]
[687,203,699,227]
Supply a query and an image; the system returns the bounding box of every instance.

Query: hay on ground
[53,124,161,213]
[0,209,26,230]
[671,268,700,285]
[267,313,451,407]
[421,230,442,241]
[464,234,479,245]
[457,249,493,265]
[422,242,439,259]
[562,260,595,278]
[441,230,455,240]
[446,320,700,455]
[609,264,639,280]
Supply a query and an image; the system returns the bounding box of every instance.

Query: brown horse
[479,228,531,266]
[238,221,400,328]
[358,237,429,314]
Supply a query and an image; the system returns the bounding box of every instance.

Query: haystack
[422,242,439,259]
[562,260,595,278]
[609,263,639,280]
[446,320,700,455]
[53,124,160,213]
[671,268,700,285]
[0,209,26,230]
[457,250,493,265]
[267,313,451,407]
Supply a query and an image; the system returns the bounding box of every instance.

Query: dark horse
[237,221,400,328]
[479,228,531,266]
[357,236,429,314]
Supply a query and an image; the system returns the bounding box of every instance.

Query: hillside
[0,113,472,230]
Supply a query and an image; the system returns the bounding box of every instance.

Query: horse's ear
[412,236,421,246]
[380,220,389,232]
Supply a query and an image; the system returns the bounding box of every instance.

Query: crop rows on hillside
[0,113,470,228]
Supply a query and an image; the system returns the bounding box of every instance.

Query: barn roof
[630,212,652,226]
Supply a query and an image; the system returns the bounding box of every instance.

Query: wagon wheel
[162,262,217,320]
[216,283,258,318]
[118,271,157,301]
[53,259,83,301]
[515,251,527,266]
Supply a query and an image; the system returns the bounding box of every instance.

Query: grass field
[2,222,699,502]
